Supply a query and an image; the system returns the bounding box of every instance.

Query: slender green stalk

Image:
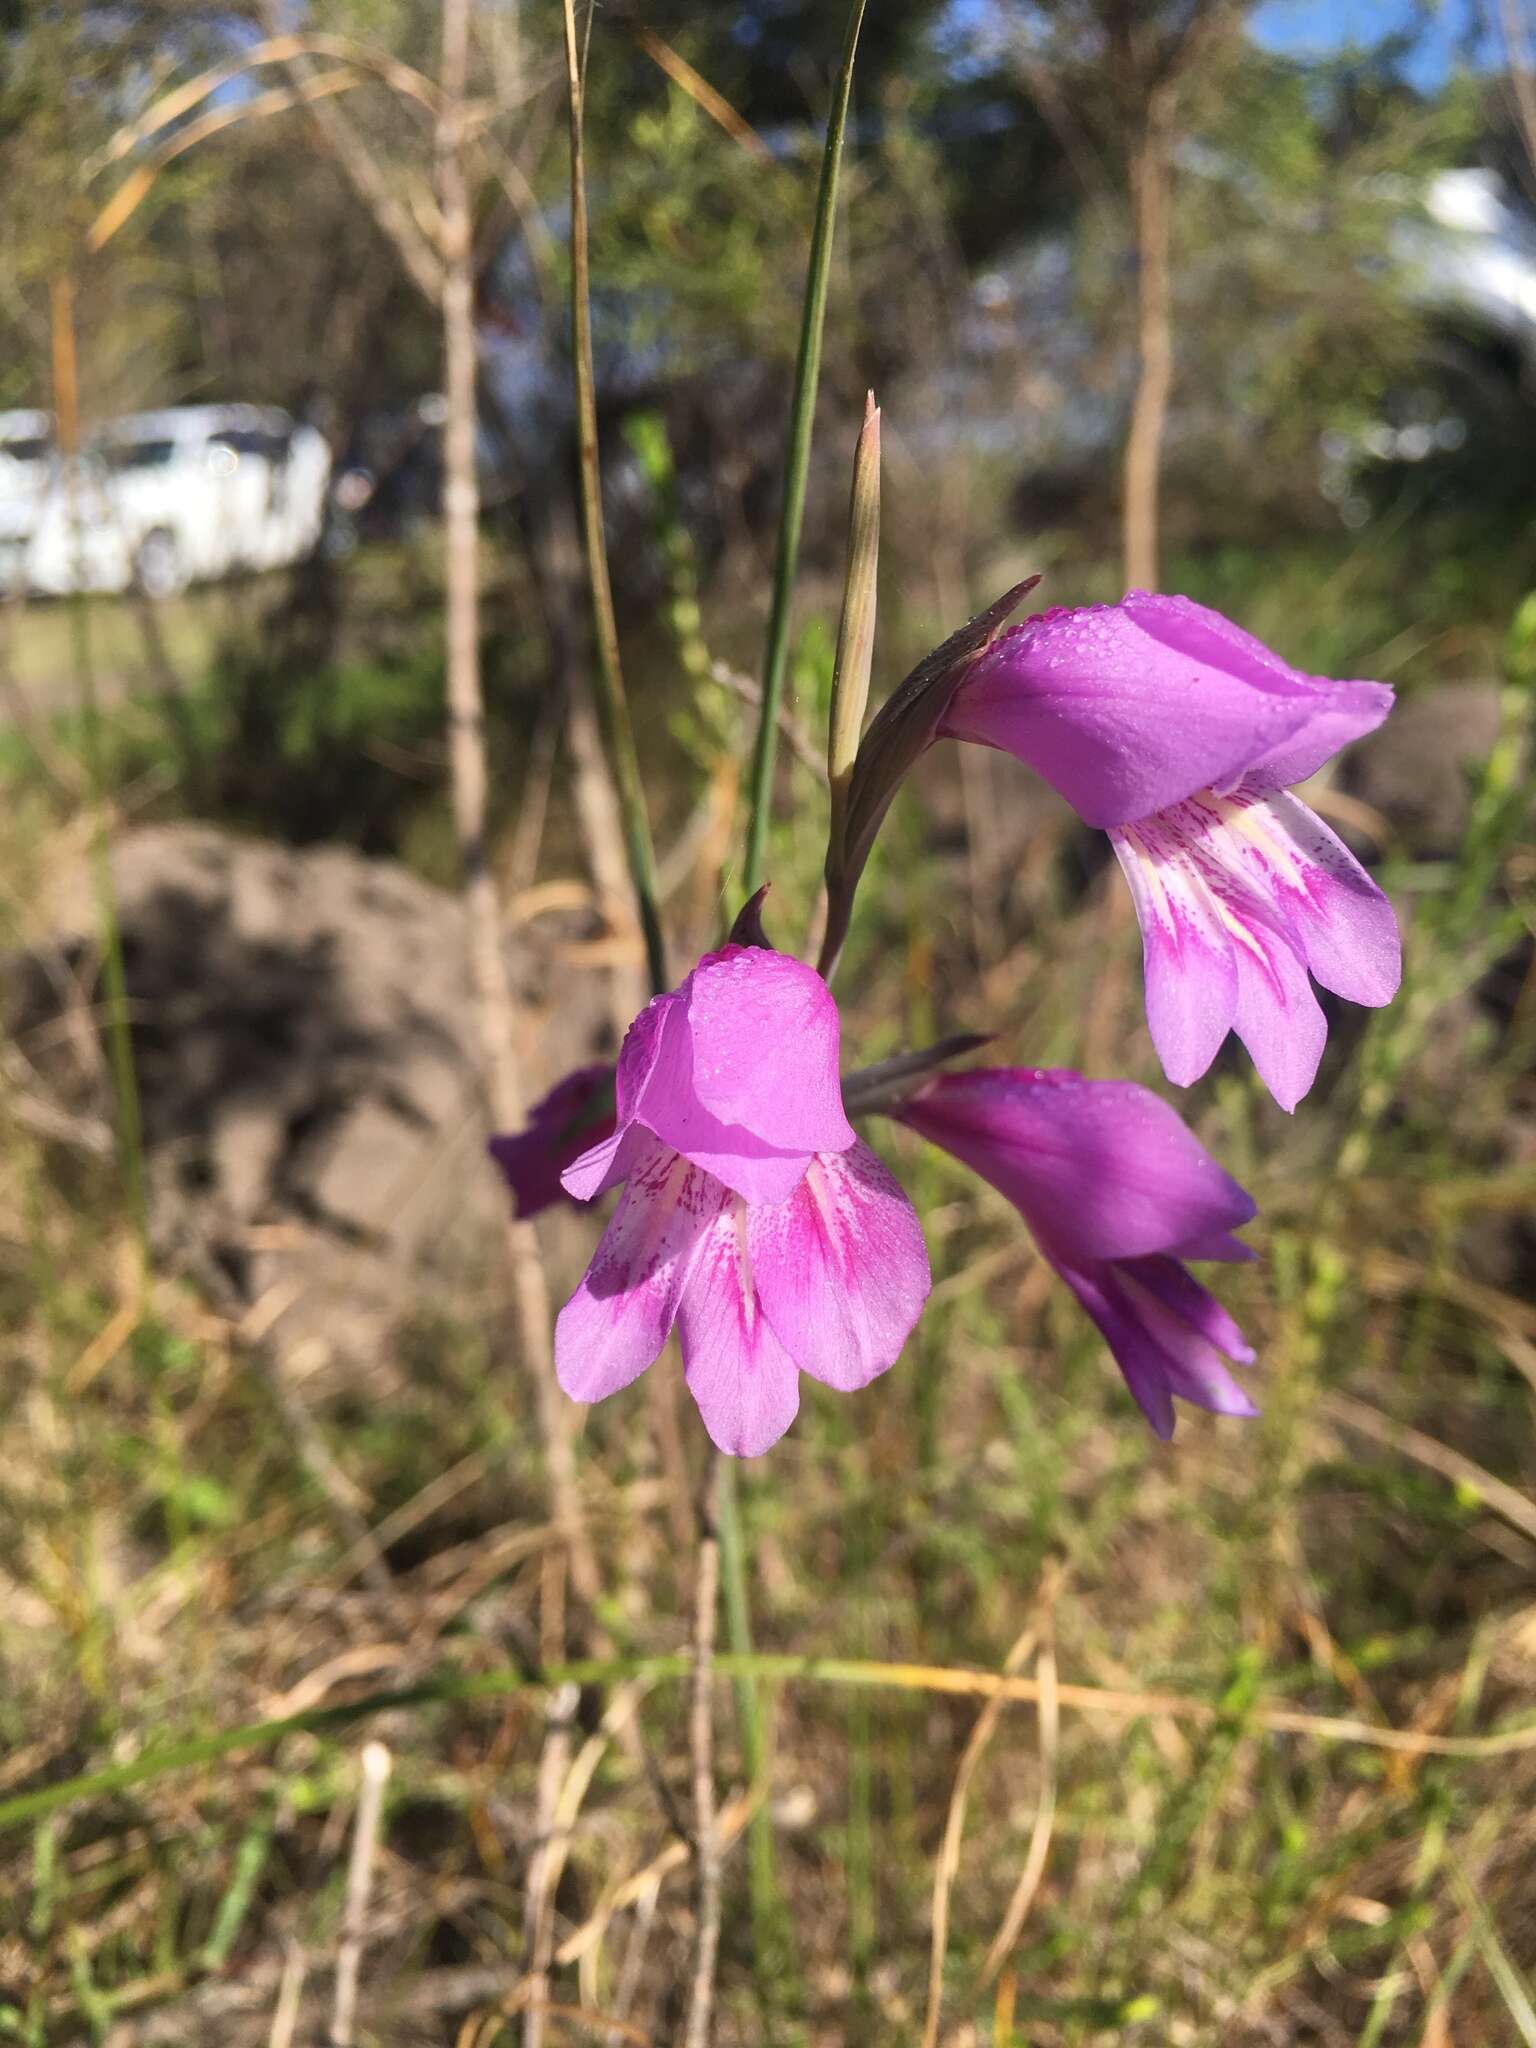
[723,13,869,1988]
[742,0,868,897]
[716,1457,780,1947]
[560,0,667,994]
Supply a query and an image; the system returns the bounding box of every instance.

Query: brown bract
[819,575,1042,979]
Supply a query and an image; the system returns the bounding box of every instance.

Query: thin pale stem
[438,0,519,1130]
[73,598,149,1280]
[521,1682,579,2048]
[742,0,868,897]
[438,0,596,1611]
[560,0,667,994]
[50,277,149,1283]
[437,19,605,2048]
[330,1741,391,2048]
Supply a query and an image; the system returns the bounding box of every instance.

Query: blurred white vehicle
[0,410,54,573]
[1404,168,1536,366]
[19,404,331,598]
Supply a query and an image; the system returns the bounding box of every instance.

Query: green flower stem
[729,8,868,1987]
[715,1456,782,1955]
[741,0,868,898]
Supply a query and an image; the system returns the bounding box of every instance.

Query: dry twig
[1323,1391,1536,1547]
[521,1682,580,2048]
[979,1633,1062,1984]
[330,1743,392,2048]
[921,1620,1040,2048]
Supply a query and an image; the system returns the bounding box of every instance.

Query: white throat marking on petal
[1121,816,1271,969]
[730,1195,756,1334]
[803,1155,850,1276]
[1208,790,1306,877]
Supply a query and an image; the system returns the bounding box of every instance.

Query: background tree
[998,0,1248,589]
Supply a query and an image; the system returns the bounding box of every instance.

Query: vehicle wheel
[134,527,188,599]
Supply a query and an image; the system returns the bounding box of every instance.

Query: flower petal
[1063,1259,1259,1438]
[1172,1229,1258,1263]
[1112,1265,1260,1416]
[678,946,855,1151]
[1117,785,1393,1108]
[678,1195,801,1456]
[750,1139,931,1392]
[1059,1262,1175,1437]
[629,945,855,1205]
[1242,680,1394,794]
[562,1122,653,1203]
[896,1069,1256,1270]
[938,594,1327,829]
[491,1062,616,1217]
[1120,1253,1255,1364]
[555,1141,719,1403]
[1111,822,1237,1087]
[1227,903,1327,1113]
[1218,787,1401,1008]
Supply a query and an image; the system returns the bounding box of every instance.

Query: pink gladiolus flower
[488,1063,615,1219]
[896,1068,1257,1438]
[938,593,1401,1109]
[556,945,931,1456]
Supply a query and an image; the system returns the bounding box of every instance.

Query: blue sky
[1238,0,1490,89]
[944,0,1497,88]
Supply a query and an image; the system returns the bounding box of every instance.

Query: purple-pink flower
[938,592,1401,1110]
[488,1063,615,1219]
[555,944,930,1456]
[896,1068,1258,1437]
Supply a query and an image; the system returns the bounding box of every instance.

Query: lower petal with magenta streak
[555,1139,721,1405]
[749,1139,930,1392]
[678,1194,802,1457]
[1200,783,1400,1010]
[1113,803,1332,1110]
[1111,818,1239,1088]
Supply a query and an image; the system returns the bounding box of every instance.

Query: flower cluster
[492,592,1399,1452]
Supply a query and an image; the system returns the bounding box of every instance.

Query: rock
[6,824,615,1385]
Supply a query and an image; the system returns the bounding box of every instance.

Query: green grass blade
[1451,1862,1536,2046]
[200,1814,275,1969]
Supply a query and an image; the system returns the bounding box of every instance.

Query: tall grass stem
[742,0,868,898]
